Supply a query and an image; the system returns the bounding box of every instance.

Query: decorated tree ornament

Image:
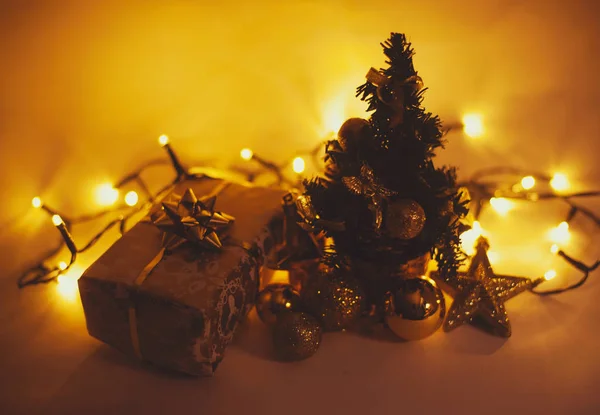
[302,268,366,331]
[365,67,424,128]
[256,283,302,325]
[299,33,467,282]
[342,164,398,232]
[273,312,322,361]
[385,199,426,240]
[383,275,445,340]
[337,117,370,153]
[437,236,536,337]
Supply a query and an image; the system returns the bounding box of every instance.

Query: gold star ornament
[439,236,535,337]
[151,188,235,251]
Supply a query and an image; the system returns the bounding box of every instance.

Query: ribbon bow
[151,188,235,251]
[365,67,423,128]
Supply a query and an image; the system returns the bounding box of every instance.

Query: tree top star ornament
[437,236,536,337]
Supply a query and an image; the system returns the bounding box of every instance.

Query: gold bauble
[385,199,426,240]
[256,283,302,325]
[273,312,322,361]
[337,118,370,153]
[383,276,445,340]
[302,268,366,331]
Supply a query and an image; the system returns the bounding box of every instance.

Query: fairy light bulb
[521,176,536,190]
[158,134,169,146]
[462,113,484,138]
[56,265,84,301]
[549,221,570,244]
[95,183,119,206]
[460,220,483,255]
[489,197,513,216]
[550,244,559,254]
[292,157,306,174]
[544,270,557,281]
[52,214,63,226]
[550,173,569,192]
[32,196,42,208]
[58,261,67,271]
[240,148,253,161]
[124,190,139,207]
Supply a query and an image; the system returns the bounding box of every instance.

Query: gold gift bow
[128,181,234,360]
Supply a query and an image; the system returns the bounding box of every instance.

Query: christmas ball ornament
[273,312,322,361]
[383,276,445,340]
[385,199,426,240]
[337,118,370,153]
[302,269,366,331]
[256,283,301,325]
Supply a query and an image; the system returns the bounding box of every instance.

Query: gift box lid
[80,177,287,309]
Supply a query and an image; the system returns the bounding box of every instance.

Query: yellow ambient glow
[550,173,569,192]
[124,190,139,206]
[544,270,557,281]
[95,183,119,206]
[56,265,84,302]
[489,197,513,216]
[549,221,570,244]
[58,261,68,271]
[521,176,536,190]
[158,134,169,146]
[31,196,42,208]
[322,98,345,136]
[487,251,499,265]
[240,148,253,161]
[460,220,483,256]
[462,113,484,138]
[550,244,559,254]
[51,214,64,226]
[292,157,306,174]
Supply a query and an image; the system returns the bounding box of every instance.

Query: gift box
[78,177,286,376]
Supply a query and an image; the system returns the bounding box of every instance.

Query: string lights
[238,142,322,186]
[19,140,184,288]
[461,113,484,139]
[453,117,599,294]
[19,114,599,301]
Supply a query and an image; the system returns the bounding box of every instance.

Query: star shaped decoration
[151,188,235,251]
[438,236,535,337]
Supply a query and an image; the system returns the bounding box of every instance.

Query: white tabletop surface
[1,1,599,414]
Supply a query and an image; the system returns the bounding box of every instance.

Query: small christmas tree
[298,33,467,306]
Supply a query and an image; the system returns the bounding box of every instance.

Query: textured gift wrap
[78,177,286,376]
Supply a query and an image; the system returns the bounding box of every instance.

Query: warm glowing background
[1,1,599,413]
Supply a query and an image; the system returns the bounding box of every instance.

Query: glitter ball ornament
[256,283,301,326]
[302,268,366,331]
[273,312,322,361]
[337,118,370,153]
[385,199,426,240]
[383,275,445,340]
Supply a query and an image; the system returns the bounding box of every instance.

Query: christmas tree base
[352,253,431,315]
